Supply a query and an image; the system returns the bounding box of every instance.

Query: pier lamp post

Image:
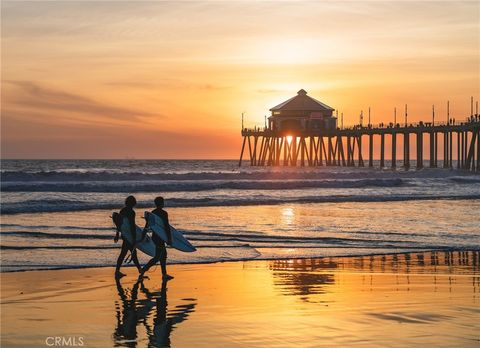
[432,105,435,126]
[471,96,474,118]
[447,101,450,125]
[405,104,408,127]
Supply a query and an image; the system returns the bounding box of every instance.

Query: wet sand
[1,251,479,347]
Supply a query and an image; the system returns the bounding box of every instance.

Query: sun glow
[286,136,293,144]
[254,39,320,65]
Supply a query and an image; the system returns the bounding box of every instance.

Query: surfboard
[112,212,156,257]
[144,211,196,252]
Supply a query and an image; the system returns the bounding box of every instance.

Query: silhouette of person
[115,195,142,278]
[140,197,173,280]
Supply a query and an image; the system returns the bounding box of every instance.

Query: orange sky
[1,1,479,159]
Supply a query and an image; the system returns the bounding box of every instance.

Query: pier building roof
[269,89,334,112]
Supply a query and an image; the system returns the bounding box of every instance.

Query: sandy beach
[1,251,479,347]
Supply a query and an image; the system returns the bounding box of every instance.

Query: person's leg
[141,246,161,275]
[160,244,173,280]
[130,248,142,273]
[160,245,167,275]
[115,241,129,276]
[123,240,142,272]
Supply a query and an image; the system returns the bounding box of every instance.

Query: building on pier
[268,89,337,133]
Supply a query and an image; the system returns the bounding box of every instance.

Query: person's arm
[162,211,172,245]
[129,211,136,244]
[114,212,121,243]
[141,218,149,240]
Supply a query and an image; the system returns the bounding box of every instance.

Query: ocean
[1,159,479,272]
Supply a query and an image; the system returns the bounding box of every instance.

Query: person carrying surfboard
[140,196,174,280]
[114,195,142,278]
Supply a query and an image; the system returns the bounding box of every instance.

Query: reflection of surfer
[140,197,173,280]
[141,279,196,347]
[114,276,197,347]
[113,277,142,347]
[142,279,172,346]
[115,196,142,278]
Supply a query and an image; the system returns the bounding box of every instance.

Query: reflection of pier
[270,259,337,299]
[269,251,480,300]
[239,90,480,171]
[271,251,480,274]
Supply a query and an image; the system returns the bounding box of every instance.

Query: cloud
[103,79,229,91]
[4,80,159,121]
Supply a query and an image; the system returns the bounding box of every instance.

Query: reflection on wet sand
[1,251,478,347]
[114,278,196,347]
[270,251,480,301]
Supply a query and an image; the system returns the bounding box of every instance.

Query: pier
[238,90,480,171]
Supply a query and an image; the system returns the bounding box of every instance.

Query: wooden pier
[239,119,480,172]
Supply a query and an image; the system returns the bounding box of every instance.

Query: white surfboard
[144,211,196,253]
[112,212,156,257]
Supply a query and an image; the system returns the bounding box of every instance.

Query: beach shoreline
[2,251,479,347]
[1,247,479,274]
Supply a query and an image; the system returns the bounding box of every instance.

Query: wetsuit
[142,208,172,275]
[116,206,141,273]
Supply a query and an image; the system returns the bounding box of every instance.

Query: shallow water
[1,200,479,271]
[1,160,479,271]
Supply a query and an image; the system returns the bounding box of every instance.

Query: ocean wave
[0,231,113,239]
[0,223,112,231]
[448,176,480,184]
[0,244,438,251]
[1,194,479,215]
[0,178,406,192]
[4,229,478,248]
[0,230,408,245]
[2,167,474,183]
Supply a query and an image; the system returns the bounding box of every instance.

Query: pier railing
[242,116,480,135]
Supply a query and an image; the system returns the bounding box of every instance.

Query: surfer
[115,195,142,278]
[140,196,174,280]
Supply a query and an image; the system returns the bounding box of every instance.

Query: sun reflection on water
[281,207,295,226]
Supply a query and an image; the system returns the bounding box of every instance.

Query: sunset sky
[1,1,479,159]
